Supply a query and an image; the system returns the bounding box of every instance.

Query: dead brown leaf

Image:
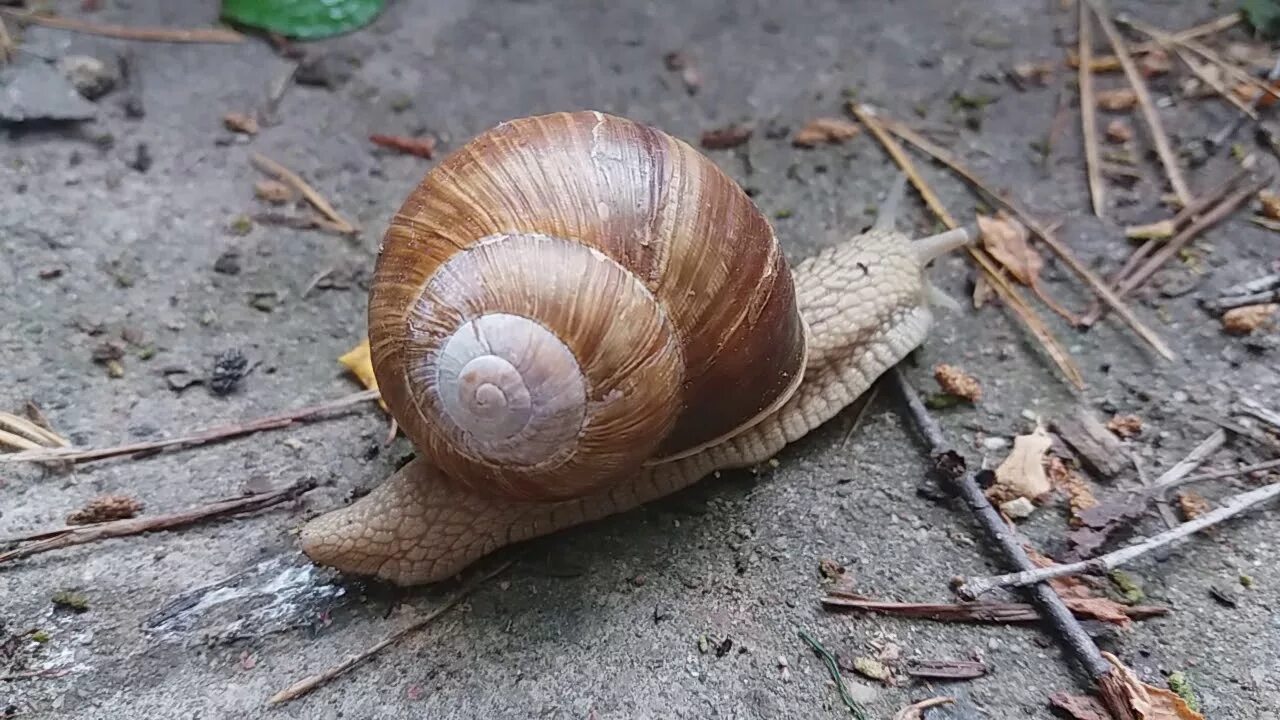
[977,212,1042,286]
[1106,118,1134,143]
[1047,456,1099,525]
[1099,651,1205,720]
[1176,490,1210,521]
[933,364,981,402]
[700,123,752,149]
[1106,414,1143,439]
[1097,88,1138,111]
[1025,545,1096,599]
[792,117,861,148]
[1259,189,1280,219]
[892,696,954,720]
[1222,303,1278,335]
[1069,597,1139,627]
[986,425,1054,505]
[1049,692,1111,720]
[223,111,259,135]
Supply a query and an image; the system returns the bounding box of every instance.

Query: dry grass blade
[0,479,316,565]
[1078,2,1106,218]
[1121,16,1280,105]
[0,411,70,448]
[1089,1,1193,206]
[0,8,245,43]
[865,109,1174,361]
[0,389,379,465]
[267,558,515,706]
[0,17,14,64]
[250,154,359,236]
[849,103,1085,388]
[1174,48,1259,120]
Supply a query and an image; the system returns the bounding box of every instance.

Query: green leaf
[1242,0,1280,39]
[221,0,387,40]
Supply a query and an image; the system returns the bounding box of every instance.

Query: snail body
[300,111,969,585]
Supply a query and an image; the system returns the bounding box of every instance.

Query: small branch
[0,389,379,466]
[0,8,245,43]
[959,481,1280,598]
[1152,429,1227,529]
[249,154,359,236]
[1088,0,1193,206]
[889,368,1114,682]
[1078,1,1106,218]
[0,479,316,565]
[866,107,1174,361]
[821,594,1168,623]
[850,104,1087,388]
[267,559,515,706]
[1156,457,1280,493]
[1239,398,1280,433]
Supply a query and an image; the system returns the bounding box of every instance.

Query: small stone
[295,53,356,89]
[982,436,1009,451]
[0,55,99,123]
[249,291,277,312]
[213,249,242,275]
[57,55,118,100]
[128,143,152,173]
[999,496,1036,519]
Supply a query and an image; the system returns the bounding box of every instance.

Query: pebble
[0,55,98,122]
[57,55,118,100]
[982,436,1009,451]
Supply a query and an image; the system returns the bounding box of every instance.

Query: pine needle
[1078,1,1106,218]
[849,103,1086,389]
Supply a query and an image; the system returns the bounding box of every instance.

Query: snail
[299,110,972,585]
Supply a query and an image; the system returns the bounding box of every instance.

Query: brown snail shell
[368,111,807,503]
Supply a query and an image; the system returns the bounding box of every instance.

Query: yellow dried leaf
[933,363,981,402]
[977,213,1042,286]
[339,338,385,410]
[1100,651,1205,720]
[987,425,1054,505]
[1097,88,1138,111]
[1259,189,1280,220]
[1222,303,1278,335]
[792,117,861,147]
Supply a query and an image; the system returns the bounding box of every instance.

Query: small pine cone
[66,494,144,525]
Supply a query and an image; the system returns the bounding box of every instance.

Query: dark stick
[0,479,316,564]
[888,368,1113,682]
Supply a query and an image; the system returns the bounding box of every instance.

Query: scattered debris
[51,590,89,612]
[66,494,144,525]
[1,479,316,566]
[0,55,99,123]
[1175,490,1210,521]
[905,658,987,680]
[851,656,892,684]
[797,629,868,719]
[818,558,846,581]
[1108,570,1145,605]
[1105,414,1142,439]
[1050,407,1128,479]
[369,133,437,159]
[223,111,259,135]
[662,51,701,94]
[891,696,954,720]
[1048,456,1099,524]
[209,349,249,396]
[1095,88,1138,111]
[791,117,861,148]
[1221,303,1277,334]
[250,153,358,235]
[700,123,752,149]
[932,364,981,402]
[57,55,117,100]
[92,340,126,378]
[960,481,1280,598]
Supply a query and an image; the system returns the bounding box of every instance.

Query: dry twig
[865,107,1174,361]
[0,479,315,565]
[958,481,1280,598]
[821,594,1167,623]
[267,558,515,706]
[889,368,1139,720]
[0,8,245,43]
[0,389,379,466]
[1088,0,1193,206]
[1078,2,1106,218]
[250,154,359,235]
